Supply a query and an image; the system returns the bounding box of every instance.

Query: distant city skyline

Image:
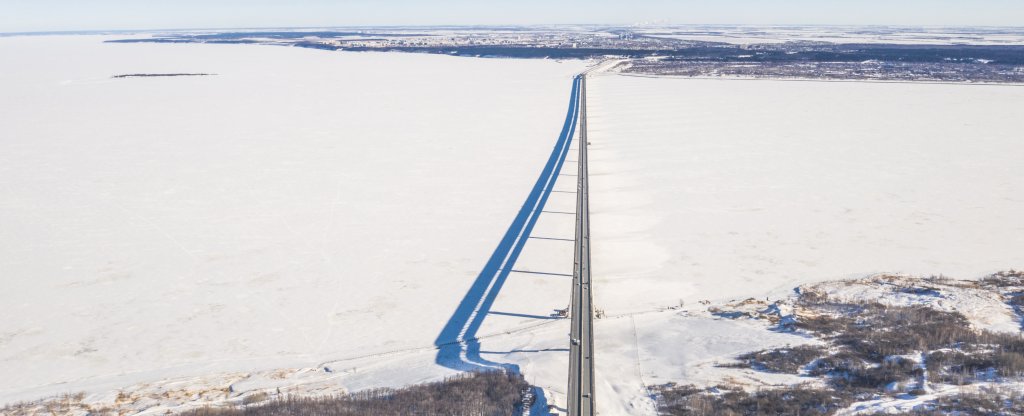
[3,0,1024,33]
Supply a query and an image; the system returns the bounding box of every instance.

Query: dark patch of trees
[889,389,1024,415]
[180,371,529,416]
[750,294,1024,390]
[292,42,684,59]
[725,345,826,374]
[980,270,1024,288]
[679,277,1024,415]
[658,384,1024,416]
[657,384,850,416]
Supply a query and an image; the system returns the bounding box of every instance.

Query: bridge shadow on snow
[434,76,581,374]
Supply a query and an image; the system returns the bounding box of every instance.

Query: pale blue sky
[2,0,1023,33]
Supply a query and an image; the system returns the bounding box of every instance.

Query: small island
[112,73,215,78]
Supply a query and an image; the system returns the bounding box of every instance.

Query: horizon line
[5,23,1024,37]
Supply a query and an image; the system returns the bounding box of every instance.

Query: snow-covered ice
[588,74,1024,314]
[4,34,1024,416]
[586,74,1024,414]
[0,35,587,408]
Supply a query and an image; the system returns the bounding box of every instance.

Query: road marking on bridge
[568,73,596,416]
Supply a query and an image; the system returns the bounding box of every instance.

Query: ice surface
[4,34,1024,415]
[585,73,1024,414]
[588,74,1024,315]
[0,35,587,404]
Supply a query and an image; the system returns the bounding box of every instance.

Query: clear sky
[2,0,1023,33]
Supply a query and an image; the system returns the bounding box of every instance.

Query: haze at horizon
[3,0,1024,33]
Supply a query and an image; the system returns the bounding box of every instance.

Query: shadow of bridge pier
[434,75,582,373]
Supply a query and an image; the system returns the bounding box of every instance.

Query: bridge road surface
[568,73,595,416]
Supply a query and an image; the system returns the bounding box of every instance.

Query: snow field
[5,35,1024,416]
[587,74,1024,314]
[586,73,1024,414]
[0,35,587,406]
